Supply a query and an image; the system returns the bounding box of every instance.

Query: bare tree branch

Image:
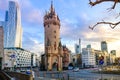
[89,0,120,30]
[89,21,120,30]
[89,0,120,9]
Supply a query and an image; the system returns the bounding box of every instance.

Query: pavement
[35,77,57,80]
[34,68,120,80]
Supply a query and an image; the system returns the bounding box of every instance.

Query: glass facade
[101,41,108,53]
[4,1,22,48]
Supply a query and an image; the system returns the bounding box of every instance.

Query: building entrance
[52,62,58,71]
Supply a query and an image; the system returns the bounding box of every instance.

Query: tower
[5,1,22,48]
[75,38,81,54]
[101,41,108,53]
[43,1,63,71]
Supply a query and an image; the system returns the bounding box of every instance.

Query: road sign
[99,60,104,65]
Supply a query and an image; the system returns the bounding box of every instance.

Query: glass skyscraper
[4,1,22,48]
[75,39,81,54]
[101,41,108,53]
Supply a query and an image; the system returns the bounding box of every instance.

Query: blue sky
[0,0,120,56]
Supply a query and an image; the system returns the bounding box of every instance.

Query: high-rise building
[87,44,91,48]
[75,39,81,54]
[0,26,4,70]
[82,47,96,68]
[4,47,32,69]
[43,1,63,71]
[110,50,116,64]
[101,41,108,53]
[4,1,22,48]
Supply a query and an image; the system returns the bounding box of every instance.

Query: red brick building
[62,46,70,70]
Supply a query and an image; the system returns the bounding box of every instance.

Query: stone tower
[43,1,63,71]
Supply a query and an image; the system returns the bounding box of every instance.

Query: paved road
[66,69,120,80]
[34,68,120,80]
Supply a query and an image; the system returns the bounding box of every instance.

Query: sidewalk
[35,77,58,80]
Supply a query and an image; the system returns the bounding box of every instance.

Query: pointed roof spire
[50,0,54,13]
[59,40,62,47]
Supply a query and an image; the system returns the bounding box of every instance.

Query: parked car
[26,70,35,78]
[73,67,79,72]
[68,66,73,70]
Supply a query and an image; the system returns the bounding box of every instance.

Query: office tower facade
[0,26,4,70]
[110,50,116,64]
[101,41,108,53]
[82,46,96,68]
[5,1,22,48]
[43,2,63,71]
[4,47,31,69]
[75,39,81,54]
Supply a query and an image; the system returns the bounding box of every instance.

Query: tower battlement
[44,1,60,27]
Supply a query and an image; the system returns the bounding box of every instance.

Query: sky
[0,0,120,56]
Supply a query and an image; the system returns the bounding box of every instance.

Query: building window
[48,25,49,28]
[54,36,56,38]
[54,42,56,50]
[54,31,56,33]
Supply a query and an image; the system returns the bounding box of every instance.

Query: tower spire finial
[50,0,54,12]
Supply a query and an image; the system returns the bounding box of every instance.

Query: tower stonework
[43,2,63,71]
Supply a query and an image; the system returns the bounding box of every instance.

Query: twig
[89,0,120,9]
[89,21,120,30]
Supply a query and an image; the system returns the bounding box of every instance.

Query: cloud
[60,14,120,54]
[18,0,43,25]
[24,9,43,24]
[22,33,44,55]
[61,19,85,40]
[0,0,8,10]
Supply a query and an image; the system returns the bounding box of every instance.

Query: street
[34,68,120,80]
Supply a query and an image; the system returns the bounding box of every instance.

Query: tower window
[54,42,56,50]
[54,36,56,38]
[54,31,56,33]
[53,22,56,25]
[48,25,49,28]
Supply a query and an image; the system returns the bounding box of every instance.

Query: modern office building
[101,41,108,53]
[4,47,32,70]
[82,46,96,68]
[0,21,5,26]
[0,21,9,48]
[110,50,116,64]
[87,44,91,48]
[4,1,22,48]
[75,39,81,54]
[31,53,38,67]
[0,26,4,70]
[94,50,103,65]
